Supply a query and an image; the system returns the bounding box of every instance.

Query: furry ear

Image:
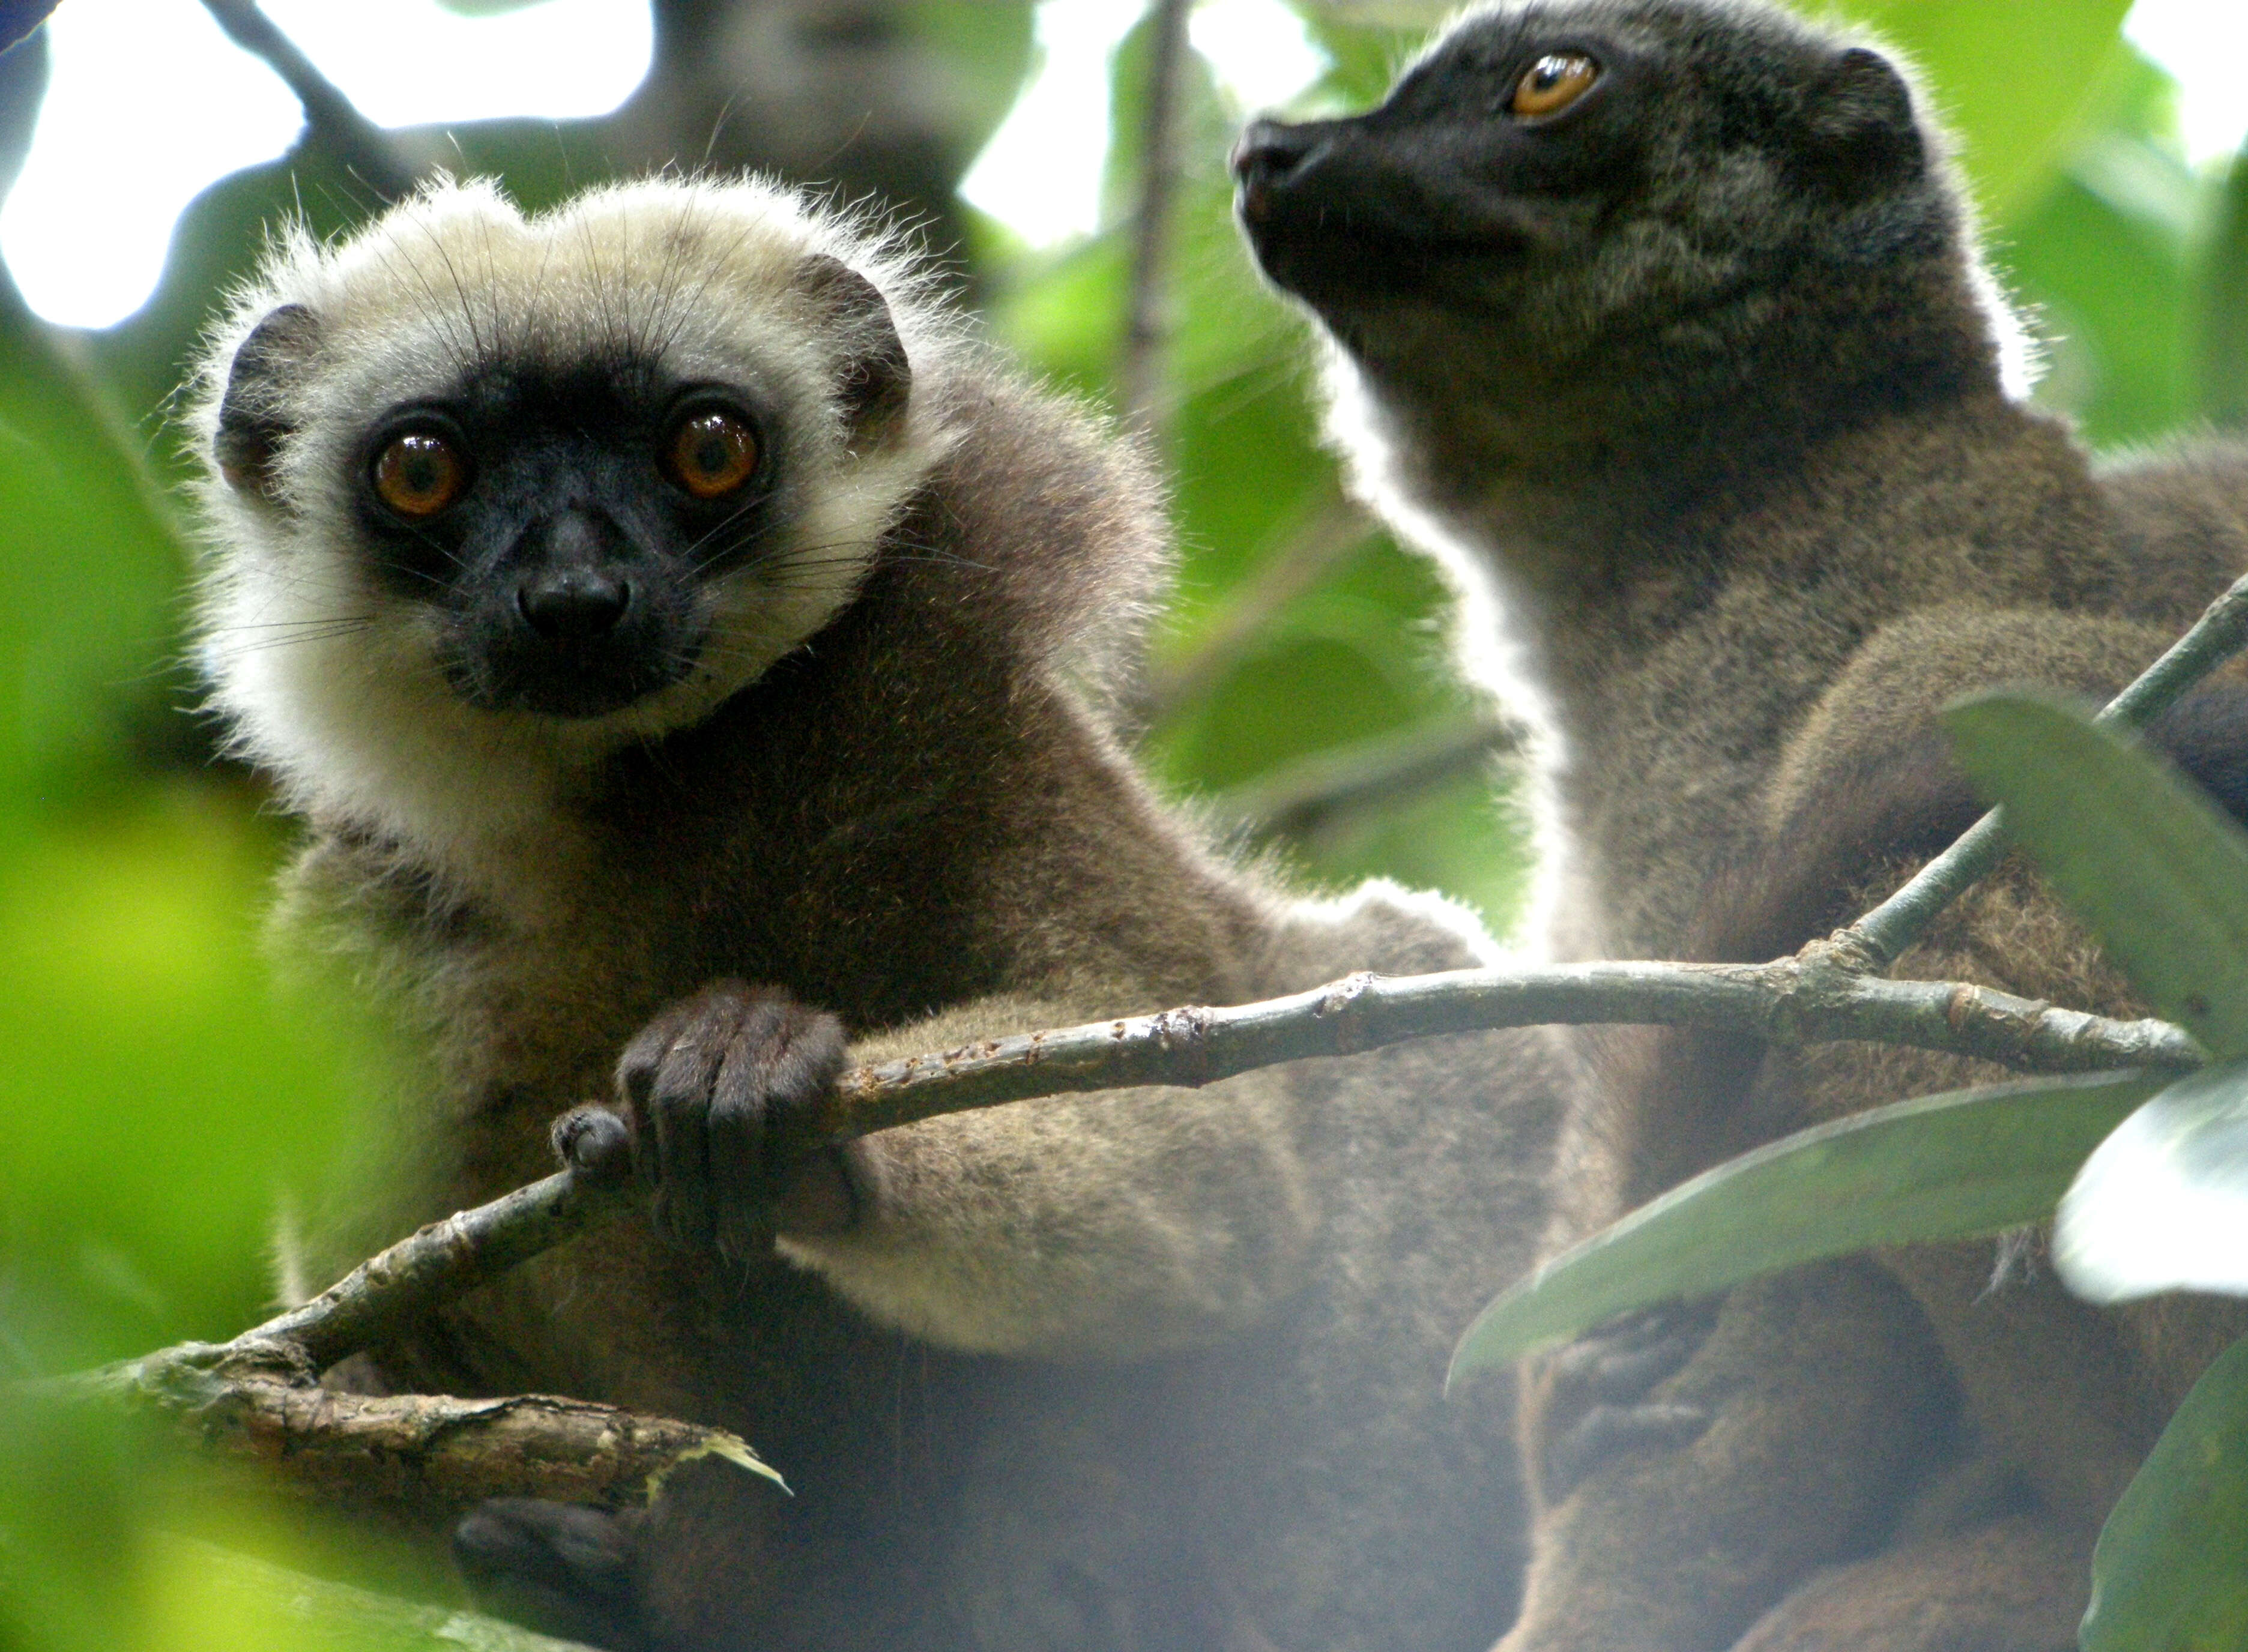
[793,253,911,441]
[1796,46,1924,200]
[214,303,321,500]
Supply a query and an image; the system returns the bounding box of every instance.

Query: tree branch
[1841,567,2248,968]
[55,942,2194,1512]
[1118,0,1194,436]
[805,957,2196,1150]
[60,567,2248,1521]
[48,1181,776,1513]
[201,0,418,202]
[1212,710,1519,839]
[75,1345,773,1512]
[60,944,2191,1498]
[253,1163,633,1376]
[1141,489,1376,723]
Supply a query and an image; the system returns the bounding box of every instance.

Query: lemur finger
[1544,1402,1714,1503]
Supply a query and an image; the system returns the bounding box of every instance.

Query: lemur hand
[612,980,861,1259]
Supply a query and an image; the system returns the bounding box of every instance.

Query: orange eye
[372,430,468,517]
[665,408,760,500]
[1511,52,1599,118]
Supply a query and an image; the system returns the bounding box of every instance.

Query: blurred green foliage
[0,0,2244,1641]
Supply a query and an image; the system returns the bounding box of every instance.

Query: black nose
[518,569,630,641]
[1231,119,1321,219]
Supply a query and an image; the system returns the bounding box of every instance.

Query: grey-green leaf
[1448,1071,2162,1384]
[1942,690,2248,1058]
[2057,1057,2248,1301]
[150,1533,606,1650]
[2081,1330,2248,1651]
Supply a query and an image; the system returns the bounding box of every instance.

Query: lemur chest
[429,830,1007,1105]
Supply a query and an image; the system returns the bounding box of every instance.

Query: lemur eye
[1511,53,1600,118]
[372,430,468,517]
[665,408,761,500]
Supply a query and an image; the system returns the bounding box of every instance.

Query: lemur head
[190,178,950,863]
[1233,0,2017,411]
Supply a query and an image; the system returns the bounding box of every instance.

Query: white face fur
[189,177,953,897]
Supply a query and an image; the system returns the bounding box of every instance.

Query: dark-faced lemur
[1237,3,2248,1649]
[189,176,1567,1652]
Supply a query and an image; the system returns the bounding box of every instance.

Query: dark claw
[1545,1400,1714,1499]
[453,1497,647,1651]
[551,1105,633,1183]
[1538,1299,1723,1498]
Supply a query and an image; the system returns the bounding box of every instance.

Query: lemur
[191,175,1567,1652]
[1234,4,2248,1647]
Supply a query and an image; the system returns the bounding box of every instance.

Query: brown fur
[1234,3,2248,1647]
[193,178,1563,1651]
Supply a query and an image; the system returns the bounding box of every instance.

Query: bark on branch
[56,947,2195,1509]
[79,1341,772,1510]
[201,0,418,201]
[1119,0,1194,436]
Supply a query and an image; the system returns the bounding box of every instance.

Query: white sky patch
[962,0,1330,249]
[1191,0,1329,119]
[2124,0,2248,166]
[961,1,1141,246]
[0,0,650,332]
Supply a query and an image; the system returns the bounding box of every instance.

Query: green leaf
[1814,0,2133,218]
[2057,1058,2248,1302]
[2200,142,2248,429]
[145,1534,606,1650]
[1943,691,2248,1059]
[2082,1331,2248,1651]
[1448,1071,2162,1383]
[2007,55,2198,448]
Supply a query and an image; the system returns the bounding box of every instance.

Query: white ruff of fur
[1315,340,1568,959]
[187,177,958,902]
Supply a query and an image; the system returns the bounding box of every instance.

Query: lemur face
[341,355,780,720]
[196,180,930,768]
[1232,6,1642,315]
[1232,0,1933,355]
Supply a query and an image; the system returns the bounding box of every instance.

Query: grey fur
[1237,3,2248,1648]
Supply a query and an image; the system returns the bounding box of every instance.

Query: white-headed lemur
[1236,3,2248,1648]
[189,175,1568,1652]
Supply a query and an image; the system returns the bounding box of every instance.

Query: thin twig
[48,1172,775,1511]
[200,0,417,202]
[112,951,2200,1386]
[1841,567,2248,968]
[252,1163,633,1375]
[1118,0,1194,436]
[1213,711,1520,838]
[1141,490,1375,723]
[803,959,2196,1148]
